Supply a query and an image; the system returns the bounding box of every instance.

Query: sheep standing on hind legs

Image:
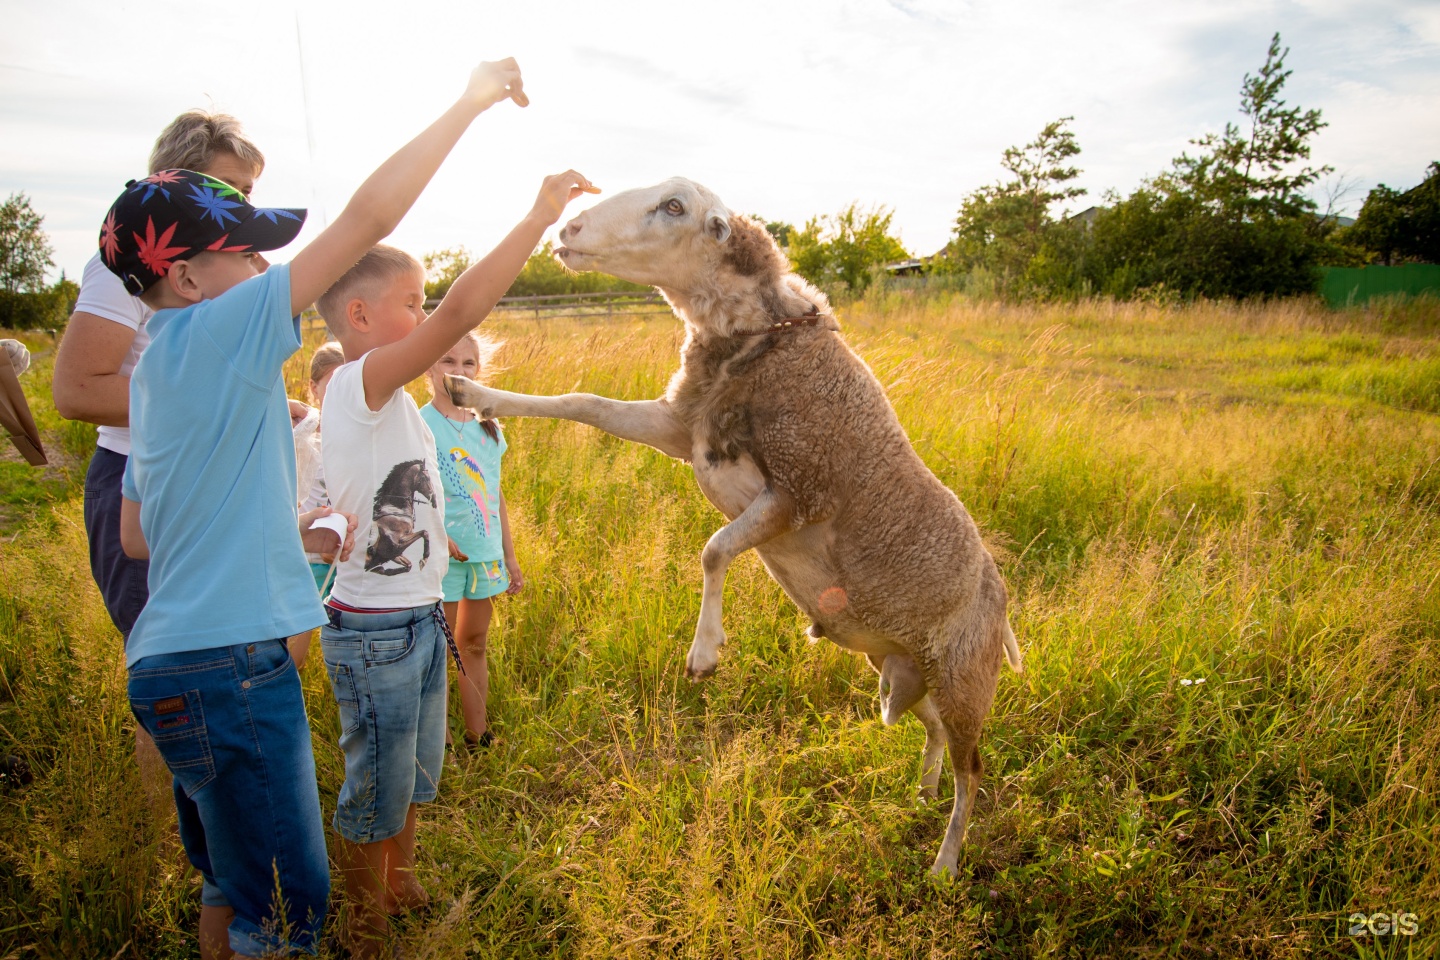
[446,178,1023,877]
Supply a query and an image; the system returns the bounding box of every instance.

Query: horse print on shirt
[366,459,437,576]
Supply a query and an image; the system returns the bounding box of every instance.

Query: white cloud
[1,0,1436,278]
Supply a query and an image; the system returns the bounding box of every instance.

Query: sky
[2,0,1438,283]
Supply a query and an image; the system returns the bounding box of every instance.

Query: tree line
[762,33,1438,303]
[0,193,77,331]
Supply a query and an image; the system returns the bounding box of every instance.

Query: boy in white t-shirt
[314,172,595,955]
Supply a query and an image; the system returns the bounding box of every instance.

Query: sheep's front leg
[687,487,796,679]
[446,375,691,460]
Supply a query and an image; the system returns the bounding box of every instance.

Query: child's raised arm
[288,59,527,318]
[359,170,595,410]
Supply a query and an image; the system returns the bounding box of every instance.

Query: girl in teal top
[420,331,521,749]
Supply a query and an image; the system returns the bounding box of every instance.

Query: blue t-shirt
[121,265,324,666]
[418,403,506,563]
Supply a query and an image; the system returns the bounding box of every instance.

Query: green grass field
[1,293,1437,958]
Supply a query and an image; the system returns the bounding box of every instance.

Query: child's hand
[504,557,524,595]
[288,399,312,428]
[465,58,528,110]
[300,506,357,563]
[447,537,469,562]
[529,170,599,227]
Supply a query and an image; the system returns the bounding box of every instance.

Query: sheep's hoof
[928,860,959,882]
[685,633,722,678]
[679,662,714,682]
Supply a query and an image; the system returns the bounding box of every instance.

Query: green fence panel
[1319,264,1440,308]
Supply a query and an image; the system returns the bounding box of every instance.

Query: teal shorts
[310,561,333,597]
[442,558,508,603]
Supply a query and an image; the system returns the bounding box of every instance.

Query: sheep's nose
[561,216,583,241]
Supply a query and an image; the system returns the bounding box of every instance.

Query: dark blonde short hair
[309,341,346,383]
[315,245,424,336]
[149,111,265,177]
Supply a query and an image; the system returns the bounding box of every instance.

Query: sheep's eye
[665,198,684,216]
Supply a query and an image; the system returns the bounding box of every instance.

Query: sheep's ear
[706,209,732,243]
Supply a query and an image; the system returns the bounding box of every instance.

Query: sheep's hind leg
[870,654,946,801]
[687,487,796,679]
[930,706,985,878]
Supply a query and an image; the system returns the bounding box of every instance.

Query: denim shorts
[84,447,149,640]
[129,639,330,956]
[320,603,448,844]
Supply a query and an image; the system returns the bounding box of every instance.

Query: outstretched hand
[465,58,528,110]
[530,170,600,227]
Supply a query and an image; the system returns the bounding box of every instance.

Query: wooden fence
[303,290,670,335]
[423,290,670,321]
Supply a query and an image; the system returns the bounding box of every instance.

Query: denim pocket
[131,689,215,797]
[364,626,416,667]
[324,660,361,736]
[245,640,295,689]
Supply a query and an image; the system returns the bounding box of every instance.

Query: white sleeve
[74,253,150,330]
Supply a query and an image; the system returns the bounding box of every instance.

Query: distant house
[885,257,928,276]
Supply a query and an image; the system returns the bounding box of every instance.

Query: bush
[0,277,77,332]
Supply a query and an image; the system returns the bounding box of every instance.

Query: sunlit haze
[2,0,1437,282]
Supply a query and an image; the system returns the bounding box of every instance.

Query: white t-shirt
[293,407,331,563]
[73,252,153,455]
[321,351,447,609]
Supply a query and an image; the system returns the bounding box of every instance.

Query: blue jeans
[321,604,448,843]
[129,640,330,956]
[84,446,149,640]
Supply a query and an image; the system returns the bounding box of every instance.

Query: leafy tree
[1084,34,1335,299]
[944,117,1086,291]
[0,274,77,332]
[0,194,72,330]
[1345,162,1440,265]
[1167,34,1331,220]
[753,217,794,249]
[422,246,473,300]
[788,203,908,295]
[426,243,650,300]
[0,193,55,295]
[505,241,649,296]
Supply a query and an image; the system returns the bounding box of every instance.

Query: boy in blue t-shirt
[107,59,536,959]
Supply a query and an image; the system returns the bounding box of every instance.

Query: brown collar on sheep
[741,307,829,336]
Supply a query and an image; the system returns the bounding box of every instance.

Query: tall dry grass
[1,293,1437,958]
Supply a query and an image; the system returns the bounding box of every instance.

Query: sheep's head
[554,178,784,291]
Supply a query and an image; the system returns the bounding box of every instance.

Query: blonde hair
[435,330,504,441]
[449,329,504,383]
[309,340,346,384]
[315,244,423,336]
[149,110,265,178]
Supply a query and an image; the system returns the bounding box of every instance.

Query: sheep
[446,178,1022,876]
